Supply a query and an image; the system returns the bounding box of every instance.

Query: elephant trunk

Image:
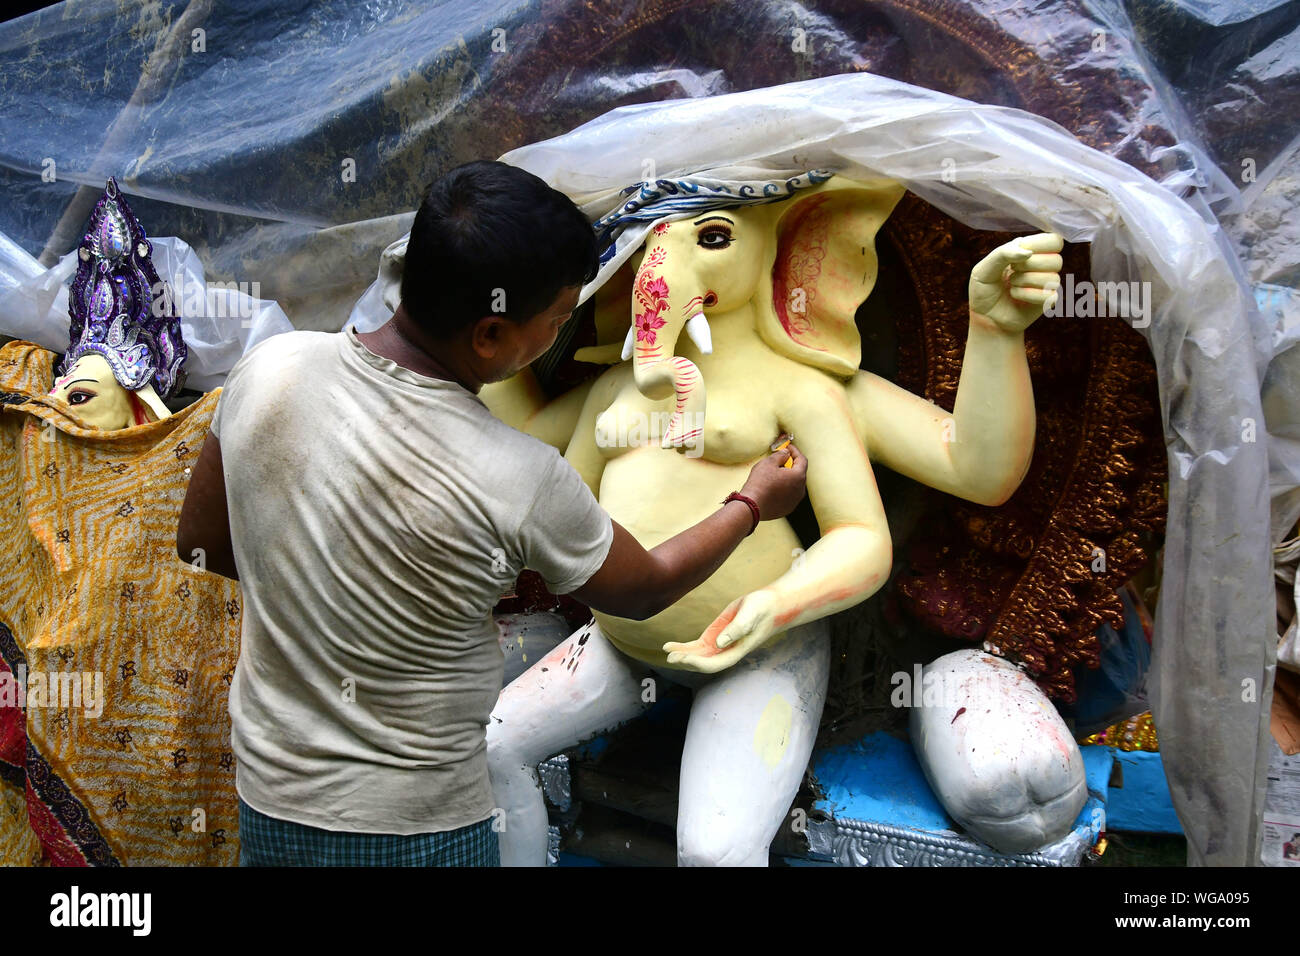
[623,245,712,449]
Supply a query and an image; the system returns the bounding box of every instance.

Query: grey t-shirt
[211,327,613,834]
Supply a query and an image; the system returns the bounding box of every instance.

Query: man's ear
[469,314,504,357]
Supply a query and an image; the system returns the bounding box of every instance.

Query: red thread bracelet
[722,491,761,536]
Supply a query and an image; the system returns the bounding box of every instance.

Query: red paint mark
[688,599,745,658]
[951,707,966,724]
[771,194,831,345]
[1043,721,1073,760]
[773,584,858,629]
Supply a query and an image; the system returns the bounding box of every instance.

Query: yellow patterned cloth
[0,341,240,865]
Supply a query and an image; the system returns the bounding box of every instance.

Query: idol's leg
[487,618,655,866]
[673,618,832,866]
[909,648,1087,853]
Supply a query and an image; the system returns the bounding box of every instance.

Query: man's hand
[572,438,806,625]
[739,436,807,520]
[968,232,1064,333]
[663,587,781,673]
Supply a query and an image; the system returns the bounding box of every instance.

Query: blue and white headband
[591,168,835,270]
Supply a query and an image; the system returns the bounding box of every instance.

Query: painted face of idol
[49,354,167,430]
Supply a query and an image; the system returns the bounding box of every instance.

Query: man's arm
[176,433,240,580]
[570,443,807,621]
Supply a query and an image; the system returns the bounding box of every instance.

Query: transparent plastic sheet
[1,0,1297,329]
[1119,0,1300,543]
[0,0,1295,865]
[1245,133,1300,542]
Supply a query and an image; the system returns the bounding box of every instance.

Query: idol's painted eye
[68,389,95,406]
[698,226,733,249]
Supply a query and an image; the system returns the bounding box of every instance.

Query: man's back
[212,327,612,833]
[173,160,808,866]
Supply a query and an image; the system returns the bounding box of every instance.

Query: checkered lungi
[238,799,500,867]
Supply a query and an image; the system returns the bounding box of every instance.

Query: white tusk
[621,324,636,362]
[684,312,713,355]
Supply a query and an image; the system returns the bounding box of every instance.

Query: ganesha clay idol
[484,172,1082,864]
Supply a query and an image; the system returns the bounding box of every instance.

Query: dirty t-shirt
[211,327,613,834]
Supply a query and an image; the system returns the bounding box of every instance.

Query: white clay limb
[488,616,832,866]
[909,649,1088,853]
[487,618,655,866]
[675,617,831,866]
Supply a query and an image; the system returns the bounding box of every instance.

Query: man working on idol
[176,160,807,866]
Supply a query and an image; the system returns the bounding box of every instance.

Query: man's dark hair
[400,160,600,338]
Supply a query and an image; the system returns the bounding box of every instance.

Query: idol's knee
[485,716,537,788]
[909,649,1088,853]
[677,812,770,867]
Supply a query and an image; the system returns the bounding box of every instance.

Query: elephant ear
[758,177,907,377]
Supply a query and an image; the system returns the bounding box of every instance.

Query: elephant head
[603,176,907,447]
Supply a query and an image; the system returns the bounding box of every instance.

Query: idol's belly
[593,444,802,667]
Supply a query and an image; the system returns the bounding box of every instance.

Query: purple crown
[59,178,187,400]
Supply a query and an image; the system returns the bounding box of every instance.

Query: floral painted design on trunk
[633,247,670,352]
[623,240,707,452]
